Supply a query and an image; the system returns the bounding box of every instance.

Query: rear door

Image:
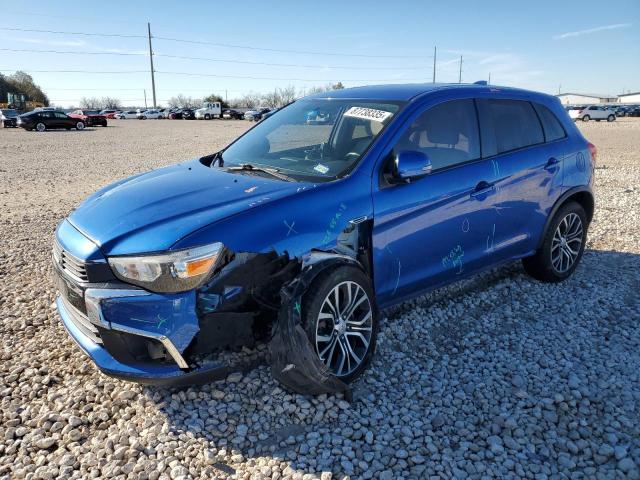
[476,98,565,260]
[372,98,499,307]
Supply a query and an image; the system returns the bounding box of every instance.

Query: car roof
[306,83,552,102]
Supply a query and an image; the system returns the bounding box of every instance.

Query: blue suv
[53,83,595,394]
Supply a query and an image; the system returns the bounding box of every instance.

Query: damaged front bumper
[56,287,241,387]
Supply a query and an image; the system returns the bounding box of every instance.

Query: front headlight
[108,242,224,293]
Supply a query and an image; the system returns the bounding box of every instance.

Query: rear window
[480,99,544,155]
[533,104,566,142]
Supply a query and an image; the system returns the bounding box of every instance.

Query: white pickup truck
[194,102,222,120]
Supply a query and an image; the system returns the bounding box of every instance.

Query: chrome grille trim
[61,296,103,345]
[53,240,89,282]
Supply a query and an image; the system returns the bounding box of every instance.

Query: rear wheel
[522,201,587,282]
[582,115,590,122]
[607,114,615,122]
[75,121,85,130]
[36,122,46,132]
[301,266,378,382]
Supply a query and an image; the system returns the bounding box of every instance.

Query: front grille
[53,240,88,282]
[61,296,103,344]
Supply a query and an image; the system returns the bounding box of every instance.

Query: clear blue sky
[1,0,638,107]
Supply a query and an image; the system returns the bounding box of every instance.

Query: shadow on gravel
[143,248,640,478]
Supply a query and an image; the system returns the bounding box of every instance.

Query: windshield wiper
[225,164,295,182]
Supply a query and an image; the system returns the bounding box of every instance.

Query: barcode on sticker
[344,107,392,122]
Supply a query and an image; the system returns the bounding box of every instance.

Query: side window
[481,99,544,155]
[55,112,67,119]
[533,103,566,142]
[395,99,480,171]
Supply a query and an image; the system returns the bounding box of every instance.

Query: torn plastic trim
[268,252,364,397]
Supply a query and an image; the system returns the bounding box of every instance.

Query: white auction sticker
[313,164,330,174]
[344,106,392,123]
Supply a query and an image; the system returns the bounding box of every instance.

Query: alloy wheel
[315,281,373,377]
[36,123,45,132]
[551,213,583,274]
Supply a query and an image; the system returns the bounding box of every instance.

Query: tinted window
[533,104,566,142]
[395,99,480,171]
[55,112,68,119]
[481,100,544,155]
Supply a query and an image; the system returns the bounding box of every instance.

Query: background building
[617,92,640,104]
[557,93,618,105]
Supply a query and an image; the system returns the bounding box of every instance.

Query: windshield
[2,109,18,116]
[221,99,402,181]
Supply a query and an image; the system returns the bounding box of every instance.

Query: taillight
[587,142,597,163]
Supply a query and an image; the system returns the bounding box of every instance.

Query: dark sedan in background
[222,109,244,120]
[17,110,87,132]
[181,108,196,120]
[1,109,20,127]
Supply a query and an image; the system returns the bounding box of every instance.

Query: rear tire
[76,121,85,130]
[582,115,590,122]
[300,265,379,383]
[522,201,587,282]
[36,122,46,132]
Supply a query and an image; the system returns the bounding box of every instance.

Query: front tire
[75,121,85,130]
[582,115,590,122]
[301,266,378,382]
[204,114,211,120]
[36,122,46,132]
[522,201,587,282]
[607,114,615,122]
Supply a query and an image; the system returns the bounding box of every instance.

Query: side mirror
[394,151,432,182]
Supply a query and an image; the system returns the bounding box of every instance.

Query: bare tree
[167,95,201,109]
[100,96,121,109]
[79,97,101,109]
[261,90,279,109]
[240,92,262,109]
[277,85,297,105]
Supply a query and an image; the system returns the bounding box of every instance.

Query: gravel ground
[1,118,639,480]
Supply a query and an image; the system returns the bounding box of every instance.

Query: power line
[156,54,430,70]
[0,27,145,38]
[153,36,429,59]
[0,68,147,74]
[0,47,144,56]
[154,71,427,82]
[0,47,434,71]
[0,26,429,59]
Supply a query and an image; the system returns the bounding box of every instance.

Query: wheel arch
[537,186,594,250]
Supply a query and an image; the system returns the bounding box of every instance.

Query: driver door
[372,98,500,307]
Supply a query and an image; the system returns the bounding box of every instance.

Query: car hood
[68,159,306,255]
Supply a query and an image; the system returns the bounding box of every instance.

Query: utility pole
[432,46,437,83]
[143,89,147,109]
[488,73,491,85]
[558,84,561,95]
[225,90,228,104]
[147,22,157,108]
[458,56,463,83]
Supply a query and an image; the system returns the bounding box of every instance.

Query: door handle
[470,181,495,198]
[544,157,560,171]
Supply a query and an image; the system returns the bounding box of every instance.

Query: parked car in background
[244,107,271,121]
[51,83,595,391]
[168,109,184,119]
[261,108,278,121]
[163,108,178,119]
[137,109,163,120]
[629,106,640,117]
[568,105,616,122]
[1,108,20,127]
[17,110,86,131]
[181,108,196,120]
[195,102,223,120]
[222,108,244,120]
[115,110,138,119]
[99,109,119,119]
[69,110,108,127]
